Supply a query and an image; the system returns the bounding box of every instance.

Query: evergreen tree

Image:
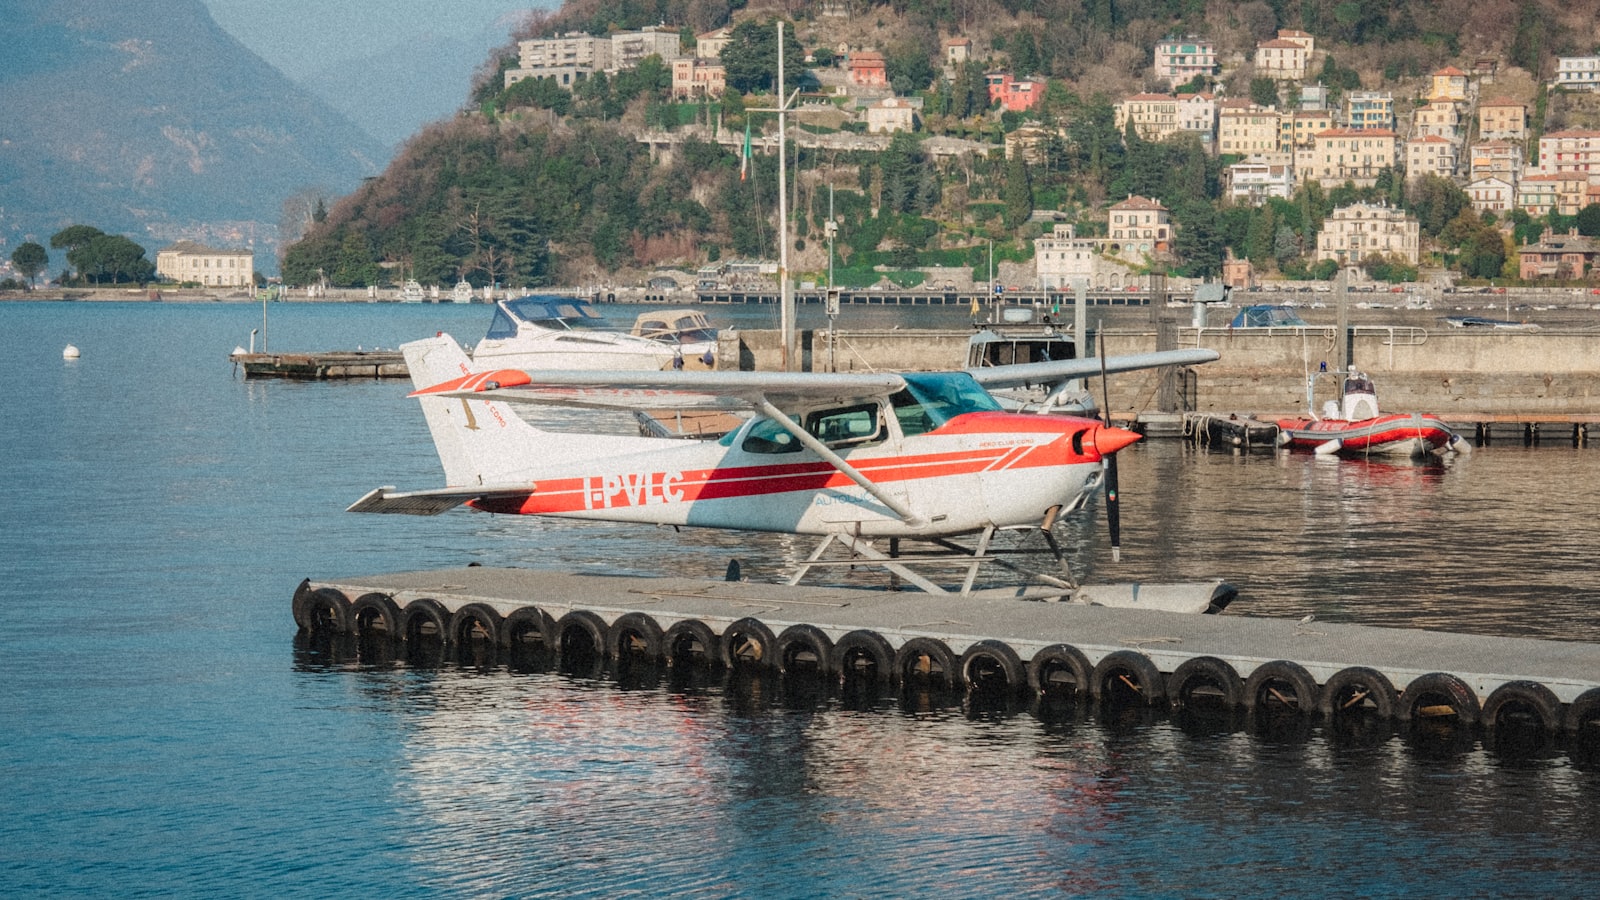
[1003,154,1033,228]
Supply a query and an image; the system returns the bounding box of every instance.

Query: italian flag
[740,121,752,182]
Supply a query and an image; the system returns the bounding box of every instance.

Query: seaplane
[348,334,1233,612]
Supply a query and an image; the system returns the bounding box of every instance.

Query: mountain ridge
[0,0,388,270]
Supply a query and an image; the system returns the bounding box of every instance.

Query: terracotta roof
[1481,97,1526,108]
[1315,128,1399,138]
[1257,39,1305,50]
[1111,195,1168,211]
[1434,66,1467,77]
[1126,93,1176,101]
[1408,135,1453,144]
[1541,129,1600,138]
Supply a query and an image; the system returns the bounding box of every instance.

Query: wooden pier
[233,350,407,380]
[295,567,1600,735]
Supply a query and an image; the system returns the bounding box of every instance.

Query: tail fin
[402,334,548,487]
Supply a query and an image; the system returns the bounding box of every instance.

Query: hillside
[0,0,386,269]
[282,0,1600,290]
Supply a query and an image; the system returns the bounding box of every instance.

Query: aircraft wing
[410,369,910,412]
[966,348,1220,389]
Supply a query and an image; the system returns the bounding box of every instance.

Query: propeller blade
[1098,331,1122,562]
[1104,450,1122,563]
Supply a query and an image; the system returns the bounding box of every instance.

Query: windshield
[891,372,1001,435]
[499,296,611,332]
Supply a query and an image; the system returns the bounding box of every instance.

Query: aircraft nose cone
[1092,424,1142,456]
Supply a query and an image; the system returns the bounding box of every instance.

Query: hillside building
[1428,66,1468,103]
[1298,129,1398,188]
[1254,38,1308,80]
[1554,56,1600,91]
[1106,195,1171,258]
[1316,203,1419,266]
[1224,156,1296,205]
[1033,225,1101,289]
[1153,37,1217,89]
[1519,229,1600,280]
[671,58,726,100]
[1217,100,1278,155]
[1478,98,1527,141]
[1115,94,1180,141]
[987,72,1045,112]
[1470,140,1523,184]
[847,51,888,87]
[1466,176,1514,213]
[1344,92,1394,131]
[1405,135,1457,182]
[1536,130,1600,176]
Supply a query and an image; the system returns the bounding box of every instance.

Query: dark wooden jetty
[295,567,1600,735]
[233,350,407,380]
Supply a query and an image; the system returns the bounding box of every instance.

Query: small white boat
[398,280,426,303]
[451,281,474,303]
[472,294,682,371]
[631,309,718,368]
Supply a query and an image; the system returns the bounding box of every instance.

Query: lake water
[2,300,1598,898]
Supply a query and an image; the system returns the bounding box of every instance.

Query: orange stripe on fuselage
[470,415,1108,516]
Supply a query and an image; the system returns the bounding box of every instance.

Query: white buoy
[63,344,80,360]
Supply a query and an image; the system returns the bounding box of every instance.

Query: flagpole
[777,20,793,372]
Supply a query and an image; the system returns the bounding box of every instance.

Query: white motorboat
[451,281,474,303]
[631,308,718,368]
[471,294,682,371]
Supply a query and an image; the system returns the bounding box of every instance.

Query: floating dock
[295,567,1600,736]
[233,350,407,380]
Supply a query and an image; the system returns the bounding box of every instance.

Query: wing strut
[755,397,927,528]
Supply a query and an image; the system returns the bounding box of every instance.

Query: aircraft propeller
[1098,332,1122,563]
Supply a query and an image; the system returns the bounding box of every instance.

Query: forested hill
[281,0,1600,290]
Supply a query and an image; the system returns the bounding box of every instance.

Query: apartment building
[1316,203,1419,265]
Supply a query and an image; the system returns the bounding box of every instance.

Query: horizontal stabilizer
[347,484,531,516]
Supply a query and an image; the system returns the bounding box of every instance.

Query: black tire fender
[1092,649,1166,706]
[1482,680,1562,732]
[348,593,401,638]
[1564,687,1600,736]
[1167,656,1243,711]
[399,598,450,644]
[1244,660,1321,715]
[831,630,895,685]
[449,602,505,648]
[895,637,957,687]
[1320,666,1399,720]
[555,610,608,659]
[664,619,721,668]
[721,617,778,669]
[1030,643,1093,698]
[960,640,1027,695]
[503,606,555,650]
[1399,672,1482,726]
[608,612,665,662]
[293,584,351,636]
[775,624,835,676]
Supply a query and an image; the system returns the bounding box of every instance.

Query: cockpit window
[734,415,803,454]
[804,404,881,447]
[891,372,1001,435]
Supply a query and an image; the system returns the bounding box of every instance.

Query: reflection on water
[293,633,1600,897]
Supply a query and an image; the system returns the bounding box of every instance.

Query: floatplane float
[1276,370,1464,458]
[348,334,1235,613]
